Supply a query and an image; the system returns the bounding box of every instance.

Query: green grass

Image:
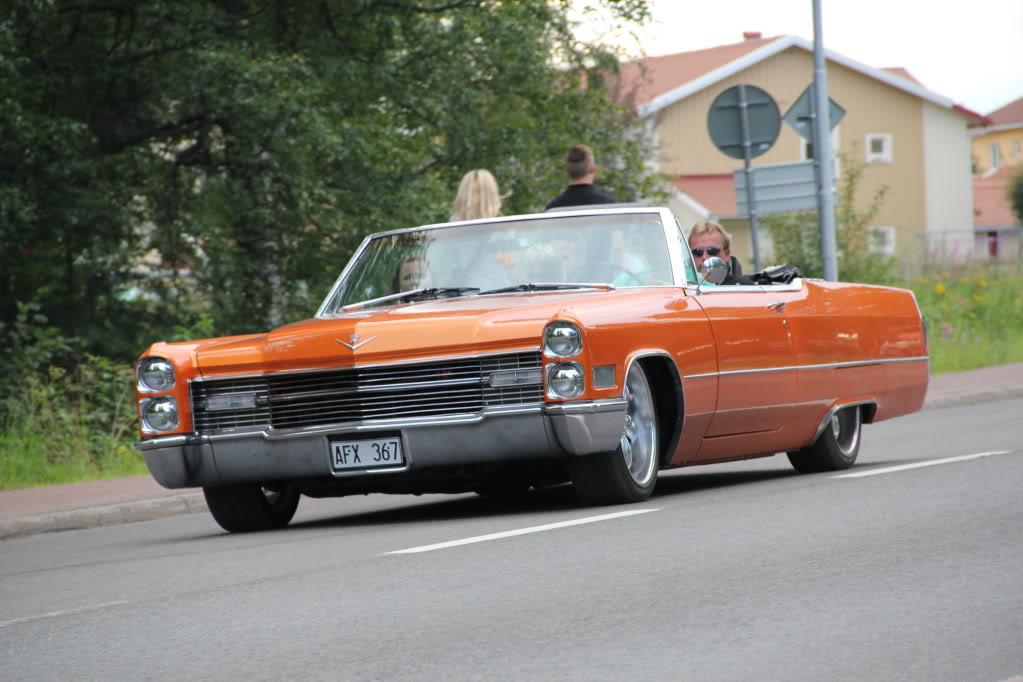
[0,428,147,490]
[0,354,147,491]
[906,264,1023,374]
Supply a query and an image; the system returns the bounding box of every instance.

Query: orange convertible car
[135,207,928,532]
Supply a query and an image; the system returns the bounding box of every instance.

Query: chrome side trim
[682,355,930,380]
[190,346,542,383]
[543,398,628,415]
[137,434,205,451]
[681,279,804,294]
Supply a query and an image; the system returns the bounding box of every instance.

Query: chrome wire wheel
[831,406,861,457]
[787,404,864,473]
[621,365,658,487]
[567,362,661,504]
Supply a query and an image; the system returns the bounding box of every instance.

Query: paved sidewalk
[3,362,1023,541]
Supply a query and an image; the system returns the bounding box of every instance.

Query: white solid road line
[384,508,660,555]
[0,600,128,629]
[833,450,1012,478]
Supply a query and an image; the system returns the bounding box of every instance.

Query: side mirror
[697,256,728,291]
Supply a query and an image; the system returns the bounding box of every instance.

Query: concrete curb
[923,386,1023,410]
[0,492,207,541]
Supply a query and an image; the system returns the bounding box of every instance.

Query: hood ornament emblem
[335,334,377,351]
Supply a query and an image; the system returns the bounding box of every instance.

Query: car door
[689,284,798,457]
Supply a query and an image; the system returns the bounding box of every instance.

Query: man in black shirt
[688,220,755,285]
[546,144,617,210]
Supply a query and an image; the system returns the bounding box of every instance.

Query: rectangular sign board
[734,160,832,216]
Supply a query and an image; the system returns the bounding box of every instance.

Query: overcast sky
[578,0,1023,115]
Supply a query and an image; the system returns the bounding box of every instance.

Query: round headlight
[142,397,179,432]
[139,357,175,392]
[544,322,582,357]
[548,362,584,399]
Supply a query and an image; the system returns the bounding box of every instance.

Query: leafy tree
[1010,167,1023,226]
[761,147,898,284]
[1,0,660,357]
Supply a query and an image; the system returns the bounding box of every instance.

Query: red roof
[610,36,783,110]
[973,165,1022,228]
[986,95,1023,126]
[672,175,738,217]
[611,36,990,125]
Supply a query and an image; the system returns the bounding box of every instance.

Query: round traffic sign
[707,85,781,160]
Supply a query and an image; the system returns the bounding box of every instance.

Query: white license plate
[329,437,404,473]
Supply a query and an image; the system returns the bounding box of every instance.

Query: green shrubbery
[0,304,145,489]
[910,266,1023,374]
[761,148,900,285]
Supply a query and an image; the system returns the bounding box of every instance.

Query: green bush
[908,265,1023,374]
[0,303,145,489]
[762,147,899,284]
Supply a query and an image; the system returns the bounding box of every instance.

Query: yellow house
[969,95,1023,260]
[614,34,987,267]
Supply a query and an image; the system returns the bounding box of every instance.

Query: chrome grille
[190,351,543,433]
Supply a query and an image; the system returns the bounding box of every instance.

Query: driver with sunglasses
[688,220,754,285]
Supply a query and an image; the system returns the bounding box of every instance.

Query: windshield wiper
[477,282,615,295]
[342,287,480,312]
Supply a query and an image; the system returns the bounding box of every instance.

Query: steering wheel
[570,262,644,286]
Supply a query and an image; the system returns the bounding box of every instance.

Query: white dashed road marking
[834,450,1012,478]
[0,601,128,629]
[385,508,660,554]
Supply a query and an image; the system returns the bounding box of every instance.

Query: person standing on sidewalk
[545,144,617,210]
[451,169,504,221]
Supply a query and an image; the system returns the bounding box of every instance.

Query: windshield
[320,213,674,313]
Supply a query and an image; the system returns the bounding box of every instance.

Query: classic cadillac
[135,207,929,532]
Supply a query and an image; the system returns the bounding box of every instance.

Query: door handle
[766,302,787,313]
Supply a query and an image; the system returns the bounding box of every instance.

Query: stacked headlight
[547,362,584,399]
[138,357,175,392]
[141,397,179,432]
[544,321,582,357]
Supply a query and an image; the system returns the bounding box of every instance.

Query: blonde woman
[451,169,503,221]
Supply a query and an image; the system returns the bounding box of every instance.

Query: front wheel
[787,405,862,473]
[203,482,300,533]
[569,363,659,504]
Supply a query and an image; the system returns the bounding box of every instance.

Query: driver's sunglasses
[692,247,722,257]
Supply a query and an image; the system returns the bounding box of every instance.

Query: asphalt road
[2,399,1021,682]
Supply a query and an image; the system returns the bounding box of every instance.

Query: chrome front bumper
[138,400,627,489]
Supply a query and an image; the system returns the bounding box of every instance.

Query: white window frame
[865,134,892,163]
[989,143,1001,170]
[869,226,896,255]
[1013,139,1022,161]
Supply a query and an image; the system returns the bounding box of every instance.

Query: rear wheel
[787,405,862,473]
[569,363,659,504]
[203,482,300,533]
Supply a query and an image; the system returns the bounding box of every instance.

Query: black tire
[203,482,300,533]
[569,363,659,504]
[787,405,862,473]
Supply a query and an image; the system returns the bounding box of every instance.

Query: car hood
[194,292,613,376]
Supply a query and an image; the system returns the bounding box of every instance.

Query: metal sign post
[812,0,839,281]
[737,85,762,271]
